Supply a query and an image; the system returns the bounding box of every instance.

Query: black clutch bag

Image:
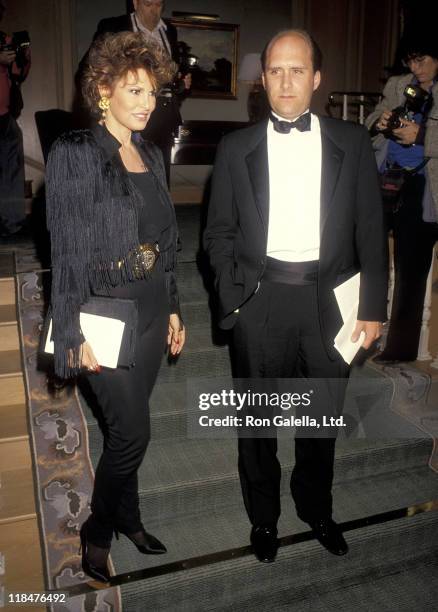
[42,296,138,369]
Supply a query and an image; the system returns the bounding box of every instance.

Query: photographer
[366,29,438,363]
[0,0,30,236]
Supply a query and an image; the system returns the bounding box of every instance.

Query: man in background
[91,0,191,184]
[0,0,30,237]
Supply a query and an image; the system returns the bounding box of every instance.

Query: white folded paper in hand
[45,313,125,369]
[333,272,365,364]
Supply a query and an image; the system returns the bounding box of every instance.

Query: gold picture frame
[171,19,239,99]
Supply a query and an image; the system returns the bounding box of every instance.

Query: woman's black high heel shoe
[114,527,167,554]
[79,523,111,583]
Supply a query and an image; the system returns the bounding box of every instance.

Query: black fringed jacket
[46,123,180,378]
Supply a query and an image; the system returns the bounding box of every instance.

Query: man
[91,0,191,184]
[204,30,388,563]
[0,0,30,236]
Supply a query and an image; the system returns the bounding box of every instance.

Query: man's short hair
[261,29,323,73]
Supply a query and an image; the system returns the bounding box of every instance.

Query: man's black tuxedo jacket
[204,116,388,360]
[93,15,182,144]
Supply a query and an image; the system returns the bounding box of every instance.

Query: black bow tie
[270,112,311,133]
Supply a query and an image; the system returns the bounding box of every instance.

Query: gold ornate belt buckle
[124,242,160,278]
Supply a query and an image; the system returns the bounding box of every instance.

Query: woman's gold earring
[98,96,110,119]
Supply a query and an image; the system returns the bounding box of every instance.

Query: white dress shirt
[266,111,322,262]
[131,13,171,55]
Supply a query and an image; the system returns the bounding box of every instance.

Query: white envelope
[333,272,364,364]
[45,313,125,369]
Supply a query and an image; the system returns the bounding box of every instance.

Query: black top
[95,170,173,303]
[128,170,172,244]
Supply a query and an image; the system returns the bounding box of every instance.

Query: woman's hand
[68,341,100,372]
[392,118,420,145]
[168,314,185,356]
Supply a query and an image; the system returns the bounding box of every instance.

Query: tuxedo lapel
[319,117,344,237]
[245,123,270,235]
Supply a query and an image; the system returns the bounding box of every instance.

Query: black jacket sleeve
[355,127,389,321]
[46,133,97,378]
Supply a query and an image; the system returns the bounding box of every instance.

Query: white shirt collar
[271,109,310,121]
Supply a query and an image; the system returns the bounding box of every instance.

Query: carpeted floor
[15,204,438,611]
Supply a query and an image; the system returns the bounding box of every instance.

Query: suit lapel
[245,122,270,235]
[319,117,344,238]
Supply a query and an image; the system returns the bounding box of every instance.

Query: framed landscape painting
[171,19,239,99]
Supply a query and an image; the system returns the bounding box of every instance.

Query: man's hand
[0,49,16,66]
[392,118,420,145]
[375,110,392,132]
[168,314,185,356]
[351,320,382,350]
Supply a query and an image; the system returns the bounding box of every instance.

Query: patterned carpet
[14,205,438,611]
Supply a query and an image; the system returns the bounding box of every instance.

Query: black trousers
[232,279,349,527]
[0,113,25,233]
[83,273,169,547]
[383,175,438,360]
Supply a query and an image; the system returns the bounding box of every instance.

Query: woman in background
[46,32,185,582]
[366,29,438,363]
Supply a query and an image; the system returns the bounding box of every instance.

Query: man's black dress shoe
[309,518,348,555]
[115,527,167,554]
[250,525,278,563]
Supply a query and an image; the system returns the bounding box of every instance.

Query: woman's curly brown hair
[82,31,177,114]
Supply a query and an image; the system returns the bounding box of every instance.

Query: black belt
[263,257,318,286]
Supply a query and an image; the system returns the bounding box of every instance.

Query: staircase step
[0,351,21,377]
[115,466,438,568]
[0,304,16,324]
[84,424,434,522]
[112,486,438,611]
[253,553,438,612]
[0,324,19,352]
[176,261,205,288]
[178,293,211,327]
[0,278,15,305]
[0,404,28,440]
[0,467,36,523]
[82,359,422,442]
[0,437,31,471]
[0,518,45,607]
[0,375,25,407]
[156,329,231,383]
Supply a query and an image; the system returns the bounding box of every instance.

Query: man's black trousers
[231,278,349,527]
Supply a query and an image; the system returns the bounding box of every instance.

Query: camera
[0,30,30,67]
[382,83,429,136]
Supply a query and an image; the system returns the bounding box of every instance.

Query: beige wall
[292,0,400,116]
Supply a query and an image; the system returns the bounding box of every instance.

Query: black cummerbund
[263,257,319,286]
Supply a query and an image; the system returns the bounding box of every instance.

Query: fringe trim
[46,130,178,378]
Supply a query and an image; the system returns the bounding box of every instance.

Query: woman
[366,30,438,363]
[46,32,185,582]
